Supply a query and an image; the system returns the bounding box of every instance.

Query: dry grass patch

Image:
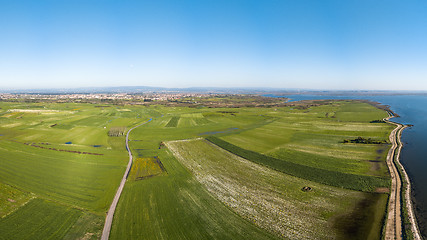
[128,157,166,181]
[166,138,364,240]
[0,183,34,218]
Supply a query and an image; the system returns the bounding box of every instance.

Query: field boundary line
[101,118,152,240]
[0,195,36,219]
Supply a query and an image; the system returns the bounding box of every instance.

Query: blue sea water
[266,94,427,237]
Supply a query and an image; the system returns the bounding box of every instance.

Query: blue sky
[1,0,427,90]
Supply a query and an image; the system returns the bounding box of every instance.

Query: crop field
[0,198,103,240]
[0,102,160,238]
[221,101,393,178]
[110,148,279,240]
[0,139,125,211]
[166,139,387,239]
[165,116,180,127]
[0,99,395,239]
[206,136,389,191]
[0,182,33,218]
[128,157,166,180]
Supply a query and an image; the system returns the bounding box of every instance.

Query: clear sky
[1,0,427,90]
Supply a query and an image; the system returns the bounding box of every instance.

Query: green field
[166,139,365,239]
[0,182,33,218]
[221,101,393,178]
[0,102,149,238]
[0,198,102,240]
[110,148,279,240]
[165,116,180,127]
[206,136,388,191]
[128,157,166,180]
[0,99,394,239]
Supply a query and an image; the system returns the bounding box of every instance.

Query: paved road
[101,118,152,240]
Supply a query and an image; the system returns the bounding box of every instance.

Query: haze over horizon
[1,0,427,91]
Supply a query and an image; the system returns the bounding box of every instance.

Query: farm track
[101,118,152,240]
[384,114,421,240]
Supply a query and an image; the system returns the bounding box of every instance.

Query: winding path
[384,115,403,240]
[101,118,152,240]
[384,114,421,240]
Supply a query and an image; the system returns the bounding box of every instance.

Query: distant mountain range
[1,86,426,96]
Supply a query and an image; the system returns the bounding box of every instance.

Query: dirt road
[384,114,421,240]
[101,118,152,240]
[384,117,402,240]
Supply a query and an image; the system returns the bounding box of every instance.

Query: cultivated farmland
[128,157,166,181]
[0,102,155,238]
[0,98,395,239]
[166,138,376,239]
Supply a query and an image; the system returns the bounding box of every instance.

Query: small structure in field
[108,126,126,137]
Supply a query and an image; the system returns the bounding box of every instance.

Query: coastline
[395,124,422,239]
[384,113,422,239]
[265,94,427,238]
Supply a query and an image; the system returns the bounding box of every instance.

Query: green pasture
[110,149,279,240]
[0,198,81,239]
[166,139,387,240]
[165,116,180,127]
[0,102,158,237]
[0,100,395,239]
[0,182,33,218]
[0,140,125,212]
[206,136,388,191]
[221,101,393,177]
[0,198,102,240]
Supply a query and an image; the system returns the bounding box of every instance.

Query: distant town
[0,92,203,102]
[0,92,291,109]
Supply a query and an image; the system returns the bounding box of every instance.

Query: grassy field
[166,139,387,239]
[0,102,155,238]
[0,99,395,239]
[165,116,180,127]
[206,136,389,192]
[0,182,33,218]
[110,148,279,240]
[0,140,125,211]
[221,101,393,178]
[0,198,81,240]
[0,198,103,240]
[108,100,393,239]
[128,157,166,181]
